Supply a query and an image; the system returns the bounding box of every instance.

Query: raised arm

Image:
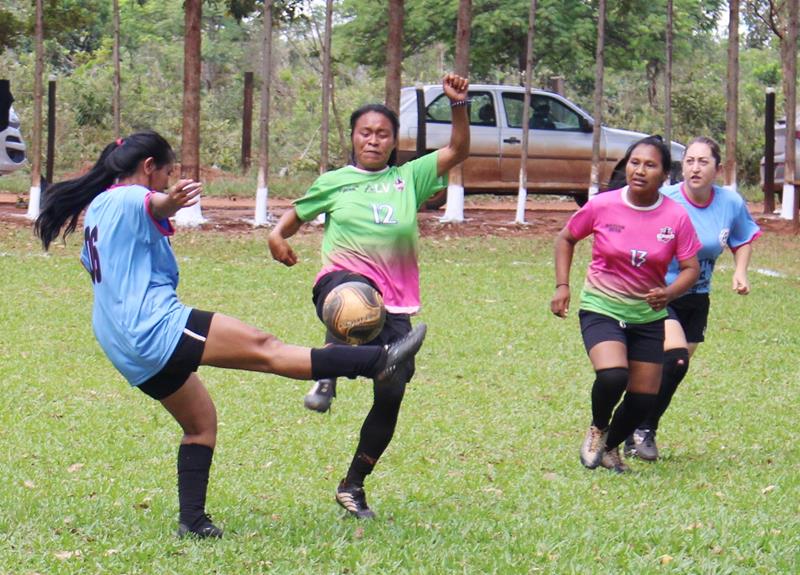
[436,73,471,177]
[268,207,304,267]
[551,227,579,318]
[149,179,202,220]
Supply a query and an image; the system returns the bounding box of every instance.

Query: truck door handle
[503,137,521,144]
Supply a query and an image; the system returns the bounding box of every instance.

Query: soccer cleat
[304,378,337,413]
[623,434,636,457]
[600,446,631,474]
[630,428,659,461]
[335,481,376,519]
[374,323,427,384]
[580,424,608,469]
[176,514,223,539]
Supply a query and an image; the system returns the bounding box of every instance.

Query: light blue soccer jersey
[80,185,192,385]
[662,183,761,294]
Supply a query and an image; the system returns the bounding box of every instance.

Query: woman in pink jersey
[551,136,701,473]
[269,74,470,517]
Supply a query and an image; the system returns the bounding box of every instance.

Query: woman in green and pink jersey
[551,136,701,473]
[269,73,470,518]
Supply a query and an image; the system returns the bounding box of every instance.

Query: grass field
[1,225,799,574]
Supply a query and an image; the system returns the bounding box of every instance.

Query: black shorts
[667,293,710,343]
[579,310,665,364]
[137,309,215,400]
[312,271,415,380]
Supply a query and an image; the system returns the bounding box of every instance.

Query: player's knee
[664,348,690,380]
[594,367,629,394]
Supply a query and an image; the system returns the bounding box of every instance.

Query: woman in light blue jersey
[33,131,426,539]
[626,136,761,461]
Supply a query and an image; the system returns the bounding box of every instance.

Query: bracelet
[556,283,569,288]
[450,98,472,108]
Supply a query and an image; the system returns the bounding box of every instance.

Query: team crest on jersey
[394,177,405,192]
[656,226,675,243]
[718,228,730,247]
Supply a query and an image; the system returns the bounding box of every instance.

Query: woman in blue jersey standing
[33,131,426,538]
[626,136,761,460]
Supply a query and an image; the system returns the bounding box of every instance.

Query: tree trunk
[320,0,333,173]
[113,0,121,139]
[724,1,740,189]
[785,0,798,225]
[441,0,471,223]
[589,0,606,199]
[26,0,44,220]
[515,0,537,224]
[255,0,273,226]
[181,0,201,181]
[384,0,404,114]
[175,0,205,225]
[665,0,673,146]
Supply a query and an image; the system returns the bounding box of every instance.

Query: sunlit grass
[1,225,798,574]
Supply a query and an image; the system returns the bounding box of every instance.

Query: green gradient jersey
[294,152,446,314]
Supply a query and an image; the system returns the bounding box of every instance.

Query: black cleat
[304,378,337,413]
[375,323,427,384]
[176,514,223,539]
[335,481,376,519]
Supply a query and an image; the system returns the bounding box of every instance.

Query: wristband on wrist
[450,98,472,108]
[556,283,569,288]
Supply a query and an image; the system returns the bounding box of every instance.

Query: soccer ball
[322,281,386,345]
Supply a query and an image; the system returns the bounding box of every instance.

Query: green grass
[1,225,799,574]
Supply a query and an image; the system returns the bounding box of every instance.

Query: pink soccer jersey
[567,187,701,324]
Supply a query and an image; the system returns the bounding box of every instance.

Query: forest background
[0,0,792,198]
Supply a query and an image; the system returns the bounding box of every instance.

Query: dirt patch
[0,192,794,239]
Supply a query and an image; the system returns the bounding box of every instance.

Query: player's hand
[732,272,750,295]
[443,73,469,103]
[150,179,201,218]
[268,233,298,267]
[167,179,202,209]
[645,287,669,311]
[550,285,570,318]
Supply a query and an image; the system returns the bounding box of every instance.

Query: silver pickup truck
[397,84,684,207]
[0,105,26,175]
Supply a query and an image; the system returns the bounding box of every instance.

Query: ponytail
[34,131,175,250]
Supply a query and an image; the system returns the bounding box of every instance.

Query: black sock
[642,348,689,431]
[344,452,378,488]
[177,443,214,527]
[591,367,629,429]
[606,392,658,449]
[311,345,386,380]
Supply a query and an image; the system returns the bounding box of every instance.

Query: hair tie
[116,138,124,147]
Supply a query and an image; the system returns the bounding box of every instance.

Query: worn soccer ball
[322,281,386,345]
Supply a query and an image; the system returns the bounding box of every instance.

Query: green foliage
[1,226,799,573]
[0,8,24,50]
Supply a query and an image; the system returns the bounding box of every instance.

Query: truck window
[502,93,582,131]
[426,91,494,126]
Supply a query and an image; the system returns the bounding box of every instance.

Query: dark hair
[34,131,175,250]
[686,136,722,167]
[349,104,399,166]
[623,135,671,175]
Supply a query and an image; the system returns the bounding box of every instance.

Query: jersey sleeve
[566,201,596,241]
[399,151,447,208]
[728,198,762,250]
[293,173,335,222]
[674,211,702,261]
[122,186,172,243]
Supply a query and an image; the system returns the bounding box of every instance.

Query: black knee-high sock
[606,392,658,449]
[344,380,407,487]
[642,348,689,431]
[311,346,386,380]
[177,443,214,527]
[591,368,629,429]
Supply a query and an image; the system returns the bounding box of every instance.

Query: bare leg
[200,314,314,379]
[160,373,217,447]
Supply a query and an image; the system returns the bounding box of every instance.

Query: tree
[112,0,121,138]
[26,0,44,220]
[385,0,404,114]
[725,1,741,190]
[320,0,333,172]
[589,0,606,199]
